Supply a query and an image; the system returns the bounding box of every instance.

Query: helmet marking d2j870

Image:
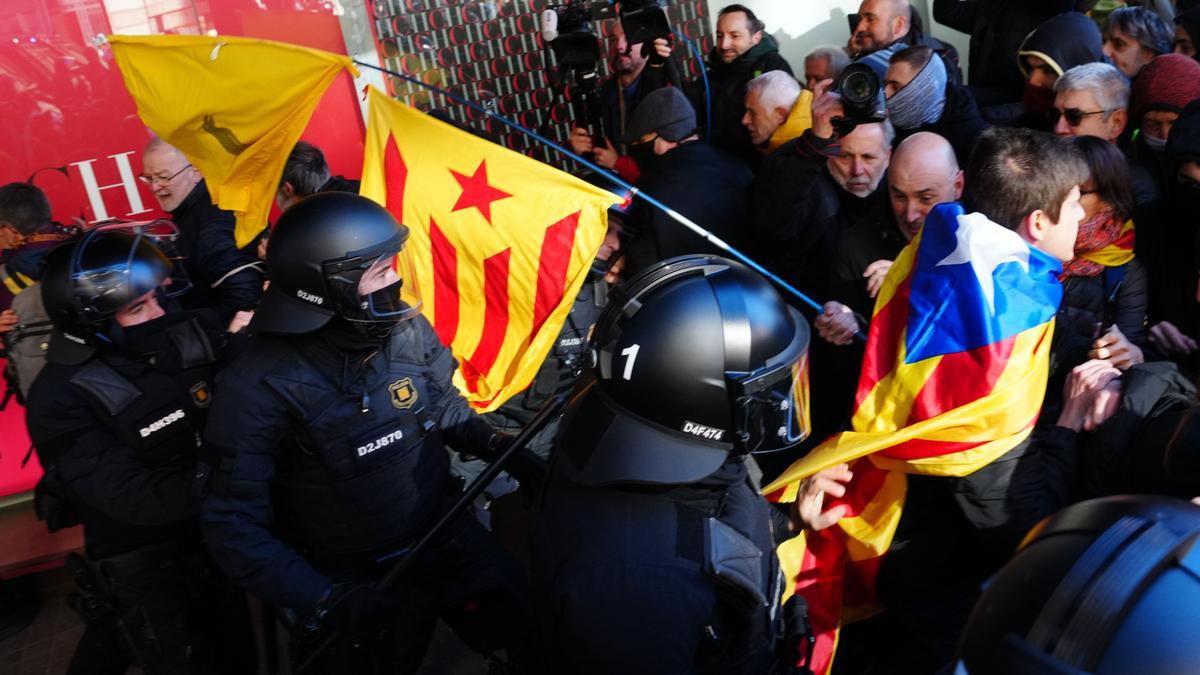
[556,255,812,486]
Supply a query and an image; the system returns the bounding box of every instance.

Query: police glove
[316,582,397,634]
[484,432,549,502]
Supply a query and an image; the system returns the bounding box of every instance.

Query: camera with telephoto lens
[833,63,887,136]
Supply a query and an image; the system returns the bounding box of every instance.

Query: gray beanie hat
[622,87,697,144]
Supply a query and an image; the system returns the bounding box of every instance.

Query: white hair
[805,46,851,79]
[746,70,803,113]
[1055,62,1131,113]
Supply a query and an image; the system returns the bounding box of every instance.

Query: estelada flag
[108,35,356,247]
[763,203,1064,674]
[359,87,621,411]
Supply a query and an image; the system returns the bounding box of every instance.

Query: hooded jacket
[760,89,813,155]
[934,0,1085,107]
[1178,7,1200,63]
[699,34,793,169]
[1017,12,1107,82]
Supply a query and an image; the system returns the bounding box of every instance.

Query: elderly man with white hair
[741,70,813,155]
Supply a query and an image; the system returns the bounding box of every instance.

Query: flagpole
[353,60,866,342]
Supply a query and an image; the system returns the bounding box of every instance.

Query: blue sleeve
[199,365,331,613]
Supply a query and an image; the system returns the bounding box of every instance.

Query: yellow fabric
[763,89,814,154]
[1,267,33,296]
[1079,219,1135,268]
[108,35,357,248]
[359,87,621,410]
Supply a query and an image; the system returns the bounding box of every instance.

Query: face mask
[1023,83,1056,114]
[886,53,949,130]
[1142,133,1168,153]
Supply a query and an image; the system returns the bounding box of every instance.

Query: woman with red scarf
[1046,136,1152,412]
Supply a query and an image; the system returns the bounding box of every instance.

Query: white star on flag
[936,212,1030,315]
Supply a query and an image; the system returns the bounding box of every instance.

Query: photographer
[567,20,677,182]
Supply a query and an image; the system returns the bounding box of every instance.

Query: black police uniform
[201,315,529,671]
[26,310,250,675]
[533,454,783,674]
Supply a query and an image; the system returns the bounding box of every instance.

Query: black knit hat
[622,87,697,144]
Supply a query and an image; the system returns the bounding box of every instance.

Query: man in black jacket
[620,87,753,276]
[140,139,262,323]
[700,4,793,169]
[850,0,963,84]
[934,0,1087,110]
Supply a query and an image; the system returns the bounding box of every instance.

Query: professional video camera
[832,63,887,136]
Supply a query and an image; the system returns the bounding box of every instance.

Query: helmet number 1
[620,344,640,381]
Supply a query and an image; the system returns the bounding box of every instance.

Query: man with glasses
[1051,63,1161,208]
[140,138,262,322]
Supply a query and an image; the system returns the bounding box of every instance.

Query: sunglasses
[1047,107,1110,127]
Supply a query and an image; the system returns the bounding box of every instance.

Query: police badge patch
[190,381,211,408]
[389,378,418,409]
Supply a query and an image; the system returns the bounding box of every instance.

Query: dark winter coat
[698,35,793,170]
[169,181,263,322]
[895,82,990,167]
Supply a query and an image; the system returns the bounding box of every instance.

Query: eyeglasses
[1047,108,1110,127]
[137,164,192,186]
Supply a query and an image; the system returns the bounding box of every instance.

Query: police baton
[295,392,568,673]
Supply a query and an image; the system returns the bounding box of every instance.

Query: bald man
[817,132,963,346]
[140,138,262,321]
[852,0,963,84]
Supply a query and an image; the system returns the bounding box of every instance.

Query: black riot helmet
[40,228,174,363]
[556,255,811,486]
[956,496,1200,675]
[252,192,421,334]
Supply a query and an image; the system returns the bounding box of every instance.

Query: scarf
[1061,210,1135,279]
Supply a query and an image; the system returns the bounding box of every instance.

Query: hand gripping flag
[359,87,621,411]
[762,203,1064,675]
[108,35,357,247]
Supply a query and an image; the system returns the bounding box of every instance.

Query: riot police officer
[199,192,529,672]
[532,255,813,674]
[25,228,251,674]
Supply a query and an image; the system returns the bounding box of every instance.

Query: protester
[1045,136,1150,411]
[140,138,262,322]
[884,46,989,165]
[803,45,850,91]
[567,20,676,182]
[1013,12,1107,129]
[0,183,74,325]
[1104,6,1174,79]
[700,4,793,168]
[741,70,812,154]
[849,0,962,82]
[791,127,1097,673]
[275,140,360,211]
[933,0,1087,111]
[620,87,753,275]
[1175,6,1200,58]
[1128,54,1200,190]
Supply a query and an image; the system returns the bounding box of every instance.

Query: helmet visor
[739,351,812,454]
[326,245,423,323]
[93,219,191,299]
[71,229,173,320]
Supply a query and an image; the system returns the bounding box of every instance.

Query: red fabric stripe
[463,248,511,393]
[531,211,580,336]
[841,553,884,607]
[429,218,459,347]
[855,276,912,409]
[904,334,1016,425]
[877,437,987,461]
[825,457,889,519]
[383,132,406,221]
[795,530,845,674]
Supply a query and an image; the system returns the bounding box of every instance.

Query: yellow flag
[360,87,621,411]
[108,35,357,247]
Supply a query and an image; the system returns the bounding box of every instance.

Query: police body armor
[257,322,453,561]
[536,455,782,673]
[34,313,218,553]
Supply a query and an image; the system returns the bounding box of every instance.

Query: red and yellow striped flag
[359,87,621,411]
[764,203,1064,674]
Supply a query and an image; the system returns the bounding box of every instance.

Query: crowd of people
[2,1,1200,673]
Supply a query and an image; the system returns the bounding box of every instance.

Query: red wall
[0,0,366,496]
